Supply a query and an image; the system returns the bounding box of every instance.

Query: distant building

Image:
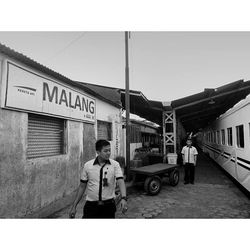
[77,82,162,161]
[75,81,123,159]
[121,118,160,160]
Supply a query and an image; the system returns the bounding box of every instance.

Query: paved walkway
[48,152,250,219]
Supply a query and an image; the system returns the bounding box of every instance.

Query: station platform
[48,151,250,219]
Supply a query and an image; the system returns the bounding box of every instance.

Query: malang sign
[4,62,96,123]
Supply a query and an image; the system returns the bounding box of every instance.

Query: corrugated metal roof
[119,89,164,125]
[75,79,250,132]
[75,82,164,125]
[171,80,250,132]
[77,78,250,132]
[75,81,122,108]
[0,43,121,108]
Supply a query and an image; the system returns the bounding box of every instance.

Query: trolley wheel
[144,176,162,195]
[169,169,179,186]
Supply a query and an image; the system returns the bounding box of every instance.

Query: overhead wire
[44,32,86,62]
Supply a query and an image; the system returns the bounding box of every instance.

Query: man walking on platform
[181,138,198,184]
[69,139,127,218]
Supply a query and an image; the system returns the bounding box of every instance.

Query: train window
[213,131,216,143]
[221,129,225,145]
[227,127,233,146]
[236,125,244,148]
[216,131,220,144]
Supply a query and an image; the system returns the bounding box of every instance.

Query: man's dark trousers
[184,163,195,184]
[83,199,116,218]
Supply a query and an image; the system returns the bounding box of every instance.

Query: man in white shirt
[181,138,198,185]
[69,139,127,218]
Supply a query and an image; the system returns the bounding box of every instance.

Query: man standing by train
[181,138,198,184]
[69,139,127,218]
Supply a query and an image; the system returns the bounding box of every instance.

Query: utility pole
[125,31,130,180]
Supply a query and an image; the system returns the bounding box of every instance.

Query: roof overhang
[119,89,164,125]
[75,80,250,132]
[171,80,250,132]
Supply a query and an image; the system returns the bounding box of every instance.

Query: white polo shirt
[80,158,124,201]
[181,146,198,164]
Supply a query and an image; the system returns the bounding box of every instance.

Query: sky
[1,31,250,102]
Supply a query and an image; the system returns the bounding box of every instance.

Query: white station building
[0,43,122,218]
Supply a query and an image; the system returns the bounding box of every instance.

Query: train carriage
[200,94,250,193]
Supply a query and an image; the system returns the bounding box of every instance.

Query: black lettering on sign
[42,82,95,117]
[59,89,68,107]
[82,97,88,112]
[43,82,58,103]
[75,96,81,110]
[89,101,95,114]
[69,92,75,108]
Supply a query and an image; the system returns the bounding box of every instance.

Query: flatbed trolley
[130,163,179,195]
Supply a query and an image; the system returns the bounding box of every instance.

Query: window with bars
[97,120,112,141]
[27,114,66,159]
[236,125,244,148]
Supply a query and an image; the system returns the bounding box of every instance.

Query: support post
[163,109,177,156]
[125,31,130,180]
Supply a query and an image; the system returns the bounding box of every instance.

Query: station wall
[0,54,121,217]
[95,98,122,159]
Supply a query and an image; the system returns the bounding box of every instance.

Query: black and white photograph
[0,1,250,250]
[1,31,250,219]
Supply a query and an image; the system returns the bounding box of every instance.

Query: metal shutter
[27,114,65,159]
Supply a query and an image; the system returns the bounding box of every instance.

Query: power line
[44,32,86,62]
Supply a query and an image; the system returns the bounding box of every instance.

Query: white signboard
[4,62,96,123]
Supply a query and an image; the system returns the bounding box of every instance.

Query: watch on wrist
[121,196,127,201]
